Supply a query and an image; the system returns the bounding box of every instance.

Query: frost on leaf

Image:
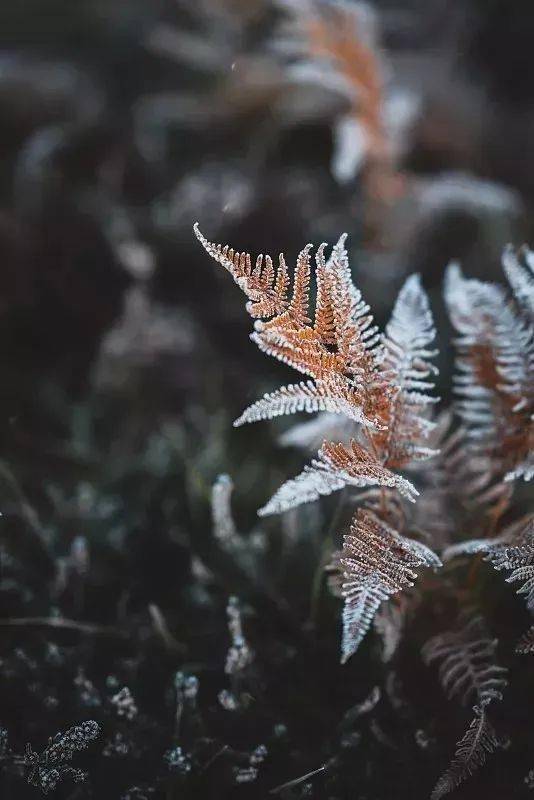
[372,273,440,468]
[445,255,534,487]
[430,705,499,800]
[443,517,534,647]
[196,226,442,664]
[516,625,534,655]
[211,474,238,550]
[422,616,508,707]
[485,526,534,610]
[234,376,372,429]
[502,244,534,318]
[258,439,418,517]
[424,616,507,799]
[333,509,440,663]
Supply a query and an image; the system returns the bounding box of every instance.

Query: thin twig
[0,616,124,637]
[201,744,230,773]
[270,764,326,795]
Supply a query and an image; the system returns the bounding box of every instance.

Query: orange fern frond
[306,4,386,164]
[196,225,442,661]
[194,223,291,320]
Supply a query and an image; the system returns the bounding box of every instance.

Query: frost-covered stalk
[218,596,254,711]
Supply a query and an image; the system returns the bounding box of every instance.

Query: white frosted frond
[340,575,385,663]
[487,538,534,609]
[442,538,499,562]
[505,454,534,482]
[445,259,534,486]
[233,378,373,428]
[258,463,347,517]
[258,439,418,516]
[338,509,440,662]
[516,625,534,654]
[383,273,438,394]
[503,245,534,317]
[430,706,499,800]
[377,273,440,466]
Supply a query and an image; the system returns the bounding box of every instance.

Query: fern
[196,226,441,659]
[373,273,440,468]
[516,625,534,654]
[234,376,372,428]
[424,616,507,799]
[430,704,499,800]
[422,616,508,707]
[259,439,419,517]
[445,252,534,487]
[486,529,534,610]
[444,518,534,646]
[334,509,440,663]
[502,245,534,318]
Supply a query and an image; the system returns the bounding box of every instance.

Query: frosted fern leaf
[425,617,507,799]
[193,223,292,322]
[258,439,418,517]
[430,705,499,800]
[445,255,534,485]
[335,508,440,663]
[196,225,442,654]
[487,540,534,609]
[195,225,382,387]
[374,273,440,467]
[502,244,534,318]
[234,376,374,429]
[422,616,508,707]
[442,532,511,563]
[516,625,534,655]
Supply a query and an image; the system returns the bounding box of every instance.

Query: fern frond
[439,423,512,523]
[442,537,501,562]
[234,376,374,428]
[502,244,534,317]
[288,244,313,327]
[313,243,337,345]
[194,223,292,320]
[373,273,440,467]
[516,625,534,654]
[430,705,499,800]
[445,258,534,485]
[337,509,440,662]
[486,534,534,610]
[422,616,508,707]
[258,439,418,516]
